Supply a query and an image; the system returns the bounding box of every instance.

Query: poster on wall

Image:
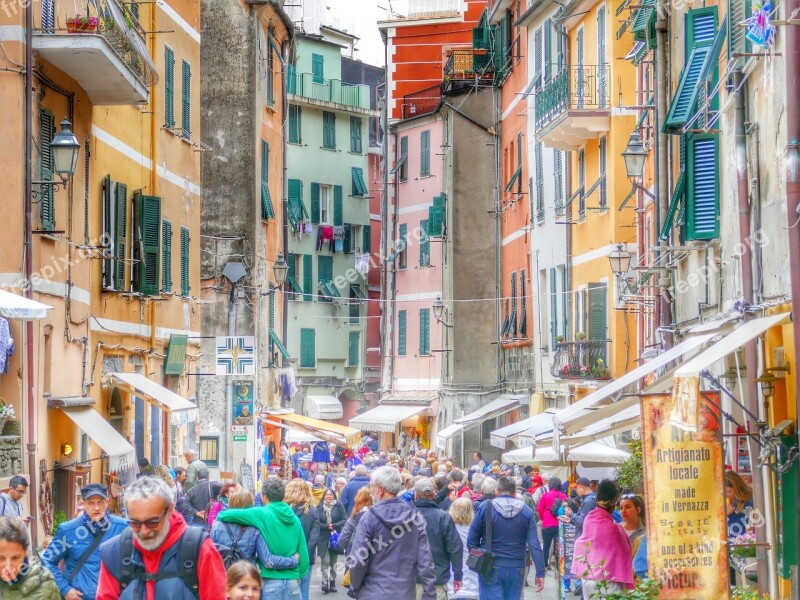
[642,382,728,600]
[232,381,254,426]
[216,336,256,375]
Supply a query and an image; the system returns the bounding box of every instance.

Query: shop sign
[233,435,247,442]
[232,381,254,426]
[642,379,727,600]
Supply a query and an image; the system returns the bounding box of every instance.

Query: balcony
[408,0,461,18]
[401,84,442,120]
[534,65,611,151]
[287,67,373,113]
[550,340,610,381]
[32,0,154,105]
[444,49,494,82]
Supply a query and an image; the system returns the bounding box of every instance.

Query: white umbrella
[0,289,53,320]
[502,438,630,467]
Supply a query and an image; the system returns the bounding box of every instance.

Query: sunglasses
[127,507,168,530]
[620,494,640,500]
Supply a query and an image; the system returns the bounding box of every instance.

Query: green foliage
[52,510,67,533]
[604,577,662,599]
[615,438,644,494]
[731,586,769,600]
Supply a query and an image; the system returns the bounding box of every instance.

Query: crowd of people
[0,444,670,600]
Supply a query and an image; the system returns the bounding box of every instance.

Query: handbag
[466,500,495,577]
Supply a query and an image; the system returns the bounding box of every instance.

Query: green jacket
[0,563,60,599]
[218,503,310,579]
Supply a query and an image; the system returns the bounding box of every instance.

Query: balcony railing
[550,340,610,380]
[401,84,442,120]
[534,64,610,131]
[287,67,371,110]
[444,49,493,81]
[408,0,461,17]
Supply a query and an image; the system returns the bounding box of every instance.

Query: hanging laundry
[746,0,776,49]
[355,252,370,275]
[0,318,13,375]
[316,226,334,251]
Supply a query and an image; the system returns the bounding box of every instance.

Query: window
[686,133,719,239]
[399,136,408,181]
[419,220,430,267]
[162,221,172,293]
[533,27,543,86]
[311,183,332,224]
[181,59,191,139]
[599,136,607,208]
[588,283,607,362]
[428,195,444,237]
[312,53,324,83]
[266,35,275,106]
[578,149,586,218]
[333,185,343,226]
[419,308,430,355]
[39,108,55,230]
[289,105,301,143]
[560,266,568,339]
[553,149,563,213]
[544,18,552,82]
[101,176,128,291]
[180,226,190,296]
[300,328,316,367]
[323,111,336,149]
[302,254,313,301]
[287,179,308,229]
[348,331,360,366]
[350,117,362,153]
[132,192,161,295]
[535,142,544,221]
[349,285,364,323]
[398,310,407,356]
[352,167,368,196]
[286,253,302,297]
[520,268,528,337]
[164,46,175,128]
[261,140,275,220]
[199,437,219,467]
[597,5,607,107]
[318,255,333,302]
[576,28,585,108]
[362,224,371,254]
[420,130,431,177]
[511,272,518,337]
[398,223,407,269]
[550,267,558,347]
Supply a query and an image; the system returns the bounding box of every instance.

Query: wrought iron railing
[287,66,371,110]
[550,340,610,380]
[401,83,442,120]
[444,49,493,80]
[534,64,611,131]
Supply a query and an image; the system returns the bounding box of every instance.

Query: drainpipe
[24,0,38,547]
[493,88,502,386]
[783,0,800,591]
[734,69,770,594]
[282,38,290,409]
[380,35,393,401]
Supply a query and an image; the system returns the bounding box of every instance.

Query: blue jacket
[209,520,298,570]
[570,492,596,539]
[42,512,128,599]
[467,496,545,577]
[340,475,371,515]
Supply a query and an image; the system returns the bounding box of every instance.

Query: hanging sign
[232,381,254,426]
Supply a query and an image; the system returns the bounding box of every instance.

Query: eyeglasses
[12,488,27,496]
[127,508,168,530]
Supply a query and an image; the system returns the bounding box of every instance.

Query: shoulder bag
[466,500,494,576]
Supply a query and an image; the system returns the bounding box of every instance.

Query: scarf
[322,500,335,523]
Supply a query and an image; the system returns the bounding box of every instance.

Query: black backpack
[118,525,203,597]
[216,523,249,569]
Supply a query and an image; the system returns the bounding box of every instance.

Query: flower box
[66,16,99,33]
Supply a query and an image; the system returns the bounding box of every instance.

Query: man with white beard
[96,476,226,600]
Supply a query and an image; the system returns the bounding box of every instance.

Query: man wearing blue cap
[42,483,127,600]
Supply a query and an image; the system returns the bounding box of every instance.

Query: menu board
[240,462,254,491]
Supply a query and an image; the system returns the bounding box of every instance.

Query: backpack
[549,493,564,518]
[216,523,249,569]
[117,526,203,597]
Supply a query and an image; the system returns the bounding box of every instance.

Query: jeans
[299,570,311,600]
[261,578,301,600]
[541,526,559,565]
[478,565,526,600]
[320,549,339,587]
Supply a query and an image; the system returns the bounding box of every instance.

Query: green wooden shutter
[362,224,371,253]
[288,179,305,227]
[350,116,362,153]
[588,283,607,362]
[302,254,313,301]
[310,182,320,224]
[266,35,275,106]
[164,46,175,128]
[352,167,368,196]
[686,134,719,240]
[561,266,568,339]
[133,194,161,295]
[419,308,430,355]
[420,130,430,177]
[163,334,187,375]
[181,59,191,139]
[400,136,408,181]
[729,0,750,65]
[318,255,333,291]
[268,282,275,332]
[39,108,55,230]
[162,220,172,293]
[323,112,336,149]
[428,195,443,237]
[333,185,343,226]
[419,220,430,266]
[664,46,712,131]
[180,226,189,296]
[300,328,316,367]
[398,310,407,356]
[398,223,408,268]
[599,137,607,207]
[348,331,360,366]
[550,267,558,347]
[511,272,518,336]
[130,1,139,19]
[261,140,274,220]
[632,0,656,43]
[520,268,528,337]
[102,176,113,288]
[312,53,324,83]
[114,182,128,290]
[289,105,301,143]
[544,19,552,82]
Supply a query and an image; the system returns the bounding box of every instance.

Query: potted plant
[591,358,611,379]
[575,331,587,341]
[66,14,99,33]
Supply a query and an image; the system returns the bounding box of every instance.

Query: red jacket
[97,512,227,600]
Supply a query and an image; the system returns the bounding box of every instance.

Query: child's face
[227,575,261,600]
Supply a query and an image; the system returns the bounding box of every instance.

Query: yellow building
[535,0,638,385]
[0,0,201,542]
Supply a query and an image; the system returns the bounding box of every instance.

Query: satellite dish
[223,262,247,284]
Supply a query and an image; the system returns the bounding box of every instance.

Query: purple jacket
[347,497,436,600]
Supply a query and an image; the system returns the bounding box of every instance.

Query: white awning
[349,404,427,433]
[489,410,558,449]
[111,372,198,425]
[537,404,641,448]
[675,312,792,377]
[0,289,53,320]
[503,438,631,466]
[306,395,343,420]
[61,406,137,485]
[436,394,527,448]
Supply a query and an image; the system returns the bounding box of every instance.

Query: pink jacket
[537,489,567,528]
[571,507,634,587]
[207,500,225,527]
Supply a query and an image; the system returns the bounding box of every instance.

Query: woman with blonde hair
[285,479,320,600]
[154,465,175,487]
[339,486,373,554]
[446,498,479,599]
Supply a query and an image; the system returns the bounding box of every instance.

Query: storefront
[349,402,432,451]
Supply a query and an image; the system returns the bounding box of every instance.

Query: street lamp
[272,253,289,286]
[608,244,632,277]
[432,295,452,328]
[756,373,778,400]
[622,131,647,179]
[51,119,81,175]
